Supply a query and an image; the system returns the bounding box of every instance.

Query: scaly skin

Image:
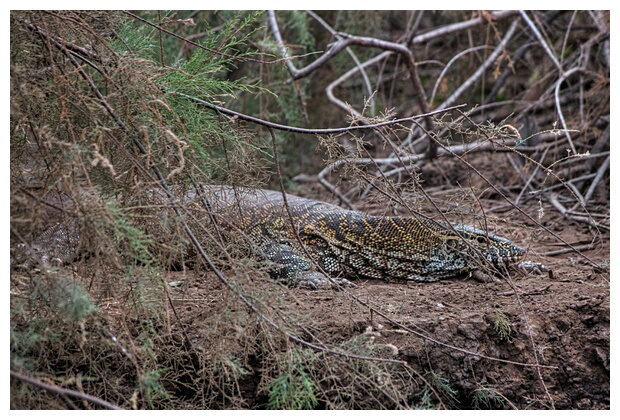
[18,186,547,287]
[204,187,539,287]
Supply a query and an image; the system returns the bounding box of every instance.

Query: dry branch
[176,91,464,135]
[11,370,123,410]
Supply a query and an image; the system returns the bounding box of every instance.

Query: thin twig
[499,275,556,409]
[175,91,465,135]
[543,243,598,257]
[514,146,549,206]
[123,11,292,65]
[435,19,519,111]
[306,10,376,115]
[553,66,588,154]
[519,10,563,75]
[547,193,601,229]
[582,155,610,207]
[284,32,411,84]
[318,136,521,196]
[266,11,298,76]
[326,51,390,118]
[411,10,519,44]
[10,370,123,410]
[430,45,494,106]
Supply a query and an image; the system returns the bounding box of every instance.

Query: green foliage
[10,324,43,371]
[111,15,158,57]
[266,349,319,410]
[109,204,154,267]
[156,11,268,98]
[136,12,274,180]
[53,279,98,322]
[494,311,512,342]
[415,387,439,410]
[215,355,249,381]
[141,368,172,407]
[28,273,97,322]
[267,371,318,410]
[415,371,460,409]
[472,384,504,409]
[428,371,459,403]
[10,270,97,376]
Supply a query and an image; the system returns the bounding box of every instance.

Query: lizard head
[452,224,526,269]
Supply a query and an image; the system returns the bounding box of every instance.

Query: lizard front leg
[256,241,356,289]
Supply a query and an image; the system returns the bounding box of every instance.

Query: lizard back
[202,186,526,283]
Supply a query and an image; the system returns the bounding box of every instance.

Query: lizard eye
[476,236,486,244]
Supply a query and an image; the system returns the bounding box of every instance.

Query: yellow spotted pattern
[207,187,526,283]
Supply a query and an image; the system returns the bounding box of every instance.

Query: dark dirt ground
[164,198,610,410]
[11,160,610,409]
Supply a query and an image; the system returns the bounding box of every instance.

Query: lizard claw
[294,272,357,289]
[517,260,550,275]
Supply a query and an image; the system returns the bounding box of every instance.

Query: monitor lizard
[14,186,548,288]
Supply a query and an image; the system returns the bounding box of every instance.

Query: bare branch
[11,370,123,410]
[582,155,610,206]
[283,32,412,84]
[411,10,519,44]
[519,10,563,74]
[174,91,465,135]
[554,66,590,154]
[306,10,376,115]
[430,45,494,106]
[326,51,390,117]
[436,19,519,110]
[266,10,298,76]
